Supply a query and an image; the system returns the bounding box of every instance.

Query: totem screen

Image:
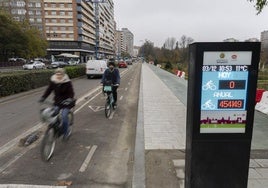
[200,51,252,133]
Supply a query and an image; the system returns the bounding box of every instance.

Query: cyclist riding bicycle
[39,68,75,139]
[101,60,120,108]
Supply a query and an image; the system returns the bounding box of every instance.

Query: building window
[44,3,48,7]
[29,18,34,23]
[18,9,26,15]
[60,11,65,16]
[53,27,57,30]
[28,3,33,7]
[51,11,56,15]
[62,34,66,38]
[68,12,73,16]
[68,19,73,23]
[60,19,65,23]
[67,4,72,8]
[37,18,42,23]
[36,10,41,15]
[69,34,74,38]
[51,3,56,8]
[36,3,41,7]
[51,19,57,23]
[61,27,65,31]
[60,4,65,8]
[28,11,34,15]
[17,1,25,7]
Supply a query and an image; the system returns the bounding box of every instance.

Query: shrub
[0,65,86,97]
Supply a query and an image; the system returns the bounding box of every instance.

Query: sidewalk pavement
[135,63,268,188]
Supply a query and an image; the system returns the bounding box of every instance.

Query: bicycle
[103,84,118,118]
[39,99,75,161]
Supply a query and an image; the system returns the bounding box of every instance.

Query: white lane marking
[0,122,44,157]
[108,111,115,120]
[75,91,102,113]
[79,145,97,172]
[120,96,124,101]
[0,135,41,173]
[0,185,66,188]
[125,88,128,91]
[88,106,105,112]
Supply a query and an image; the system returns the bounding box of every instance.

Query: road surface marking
[79,145,97,172]
[0,122,44,157]
[125,88,128,91]
[88,106,105,112]
[75,91,102,113]
[0,137,40,173]
[120,96,124,101]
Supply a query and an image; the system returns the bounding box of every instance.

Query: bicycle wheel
[105,101,111,118]
[41,127,56,161]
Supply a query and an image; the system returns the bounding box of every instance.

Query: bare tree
[163,37,176,50]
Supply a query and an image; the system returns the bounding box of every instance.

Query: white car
[23,61,46,70]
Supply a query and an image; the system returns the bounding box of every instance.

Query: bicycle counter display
[200,51,251,133]
[185,42,260,188]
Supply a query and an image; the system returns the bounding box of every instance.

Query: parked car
[86,59,108,78]
[48,61,68,69]
[118,61,128,68]
[22,61,46,70]
[126,60,132,65]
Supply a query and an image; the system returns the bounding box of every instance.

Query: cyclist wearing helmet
[39,68,75,139]
[101,60,120,108]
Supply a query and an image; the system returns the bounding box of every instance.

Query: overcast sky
[114,0,268,47]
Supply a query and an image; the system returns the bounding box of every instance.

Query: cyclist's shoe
[63,128,71,141]
[113,103,117,109]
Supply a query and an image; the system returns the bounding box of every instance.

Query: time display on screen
[219,80,246,90]
[218,99,244,109]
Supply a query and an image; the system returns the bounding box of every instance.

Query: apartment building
[115,28,134,57]
[122,28,134,56]
[2,0,115,62]
[261,30,268,51]
[0,0,43,31]
[98,0,115,58]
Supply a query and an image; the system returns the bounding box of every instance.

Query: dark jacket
[101,68,120,85]
[42,74,74,108]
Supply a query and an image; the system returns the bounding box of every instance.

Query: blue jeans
[55,107,70,135]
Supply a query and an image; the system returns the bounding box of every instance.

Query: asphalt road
[0,63,141,187]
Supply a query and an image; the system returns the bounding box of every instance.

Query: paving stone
[173,159,185,167]
[255,159,268,167]
[249,168,263,179]
[250,159,261,168]
[256,168,268,178]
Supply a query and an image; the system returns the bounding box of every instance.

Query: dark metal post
[185,42,260,188]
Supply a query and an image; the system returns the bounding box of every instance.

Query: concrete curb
[132,65,145,188]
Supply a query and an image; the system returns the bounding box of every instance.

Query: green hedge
[0,65,85,97]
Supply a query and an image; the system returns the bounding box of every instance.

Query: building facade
[122,28,134,56]
[0,0,43,31]
[1,0,115,62]
[115,28,134,58]
[261,30,268,51]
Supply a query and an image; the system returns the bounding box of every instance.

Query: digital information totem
[185,42,260,188]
